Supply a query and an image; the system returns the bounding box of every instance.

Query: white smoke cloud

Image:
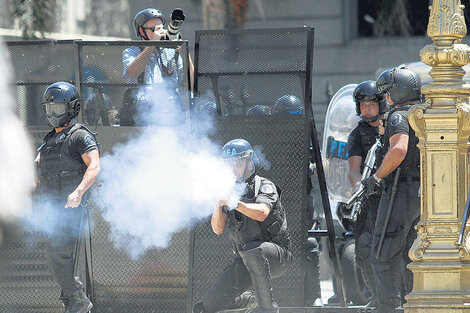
[0,38,34,229]
[97,83,245,259]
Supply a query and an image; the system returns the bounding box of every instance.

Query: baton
[375,167,401,259]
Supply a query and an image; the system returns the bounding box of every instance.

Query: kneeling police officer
[35,82,100,313]
[193,139,292,313]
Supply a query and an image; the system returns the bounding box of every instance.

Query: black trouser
[371,180,420,312]
[202,241,292,313]
[355,194,380,301]
[45,204,85,297]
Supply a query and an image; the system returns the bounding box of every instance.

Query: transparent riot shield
[321,84,360,203]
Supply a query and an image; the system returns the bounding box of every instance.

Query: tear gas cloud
[0,39,34,228]
[97,84,248,258]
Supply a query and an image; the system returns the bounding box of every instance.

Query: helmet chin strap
[59,118,77,128]
[139,28,150,41]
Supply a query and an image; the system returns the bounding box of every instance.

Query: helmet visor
[42,102,67,117]
[223,151,254,180]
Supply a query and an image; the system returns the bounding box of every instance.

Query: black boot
[64,289,92,313]
[239,247,278,313]
[59,291,69,309]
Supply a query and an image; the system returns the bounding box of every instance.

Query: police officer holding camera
[361,68,422,313]
[193,139,292,313]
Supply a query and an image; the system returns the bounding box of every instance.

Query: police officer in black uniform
[193,139,292,313]
[347,81,387,307]
[361,68,422,313]
[34,82,100,313]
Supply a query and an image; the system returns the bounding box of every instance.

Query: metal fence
[1,40,192,313]
[190,27,314,308]
[1,27,316,312]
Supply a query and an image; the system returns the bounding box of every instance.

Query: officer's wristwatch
[372,174,383,183]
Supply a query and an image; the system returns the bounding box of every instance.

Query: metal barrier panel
[1,40,191,313]
[77,41,191,313]
[7,40,78,126]
[191,28,314,307]
[0,41,78,313]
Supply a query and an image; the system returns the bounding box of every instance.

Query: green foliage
[10,0,54,38]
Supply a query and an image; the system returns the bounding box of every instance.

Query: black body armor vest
[384,105,420,181]
[227,175,291,254]
[38,124,96,198]
[357,123,380,172]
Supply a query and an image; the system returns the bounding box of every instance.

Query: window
[356,0,470,37]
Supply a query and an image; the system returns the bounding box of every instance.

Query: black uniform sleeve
[69,129,98,158]
[255,179,279,209]
[347,126,363,158]
[387,111,409,137]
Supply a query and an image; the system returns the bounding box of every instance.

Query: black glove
[221,205,231,214]
[361,175,383,198]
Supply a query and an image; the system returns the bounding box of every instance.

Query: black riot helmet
[246,104,271,116]
[353,80,387,115]
[272,95,303,115]
[222,139,259,181]
[41,82,80,128]
[377,68,422,105]
[134,8,165,40]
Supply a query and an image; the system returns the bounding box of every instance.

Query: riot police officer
[361,68,422,313]
[347,80,386,307]
[35,82,100,313]
[193,139,292,313]
[271,95,303,115]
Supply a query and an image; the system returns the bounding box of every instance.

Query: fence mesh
[190,28,314,308]
[1,27,314,312]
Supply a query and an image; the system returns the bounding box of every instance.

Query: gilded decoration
[420,44,438,66]
[410,224,431,261]
[408,103,429,139]
[427,3,467,39]
[449,44,470,66]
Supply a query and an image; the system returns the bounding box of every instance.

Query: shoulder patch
[83,134,97,147]
[389,113,403,127]
[260,183,275,194]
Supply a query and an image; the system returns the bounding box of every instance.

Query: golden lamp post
[406,0,470,312]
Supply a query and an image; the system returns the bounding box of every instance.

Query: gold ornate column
[406,1,470,312]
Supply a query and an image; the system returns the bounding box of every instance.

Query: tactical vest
[357,123,380,172]
[383,105,420,181]
[357,122,378,157]
[227,175,291,254]
[38,124,96,197]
